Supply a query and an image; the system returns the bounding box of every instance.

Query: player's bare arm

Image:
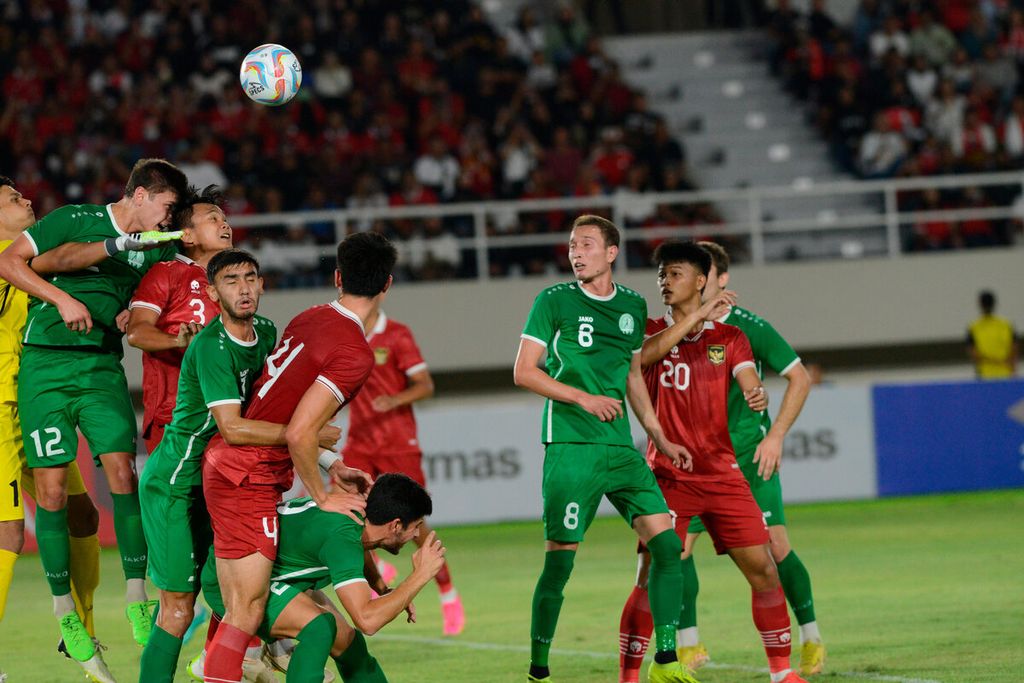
[371,367,434,413]
[210,403,340,449]
[0,234,93,332]
[27,234,160,276]
[641,289,738,369]
[285,382,369,521]
[125,306,203,352]
[625,353,693,471]
[753,362,812,480]
[336,531,445,635]
[514,337,623,422]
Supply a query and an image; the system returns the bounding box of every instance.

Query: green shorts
[687,450,786,534]
[140,471,212,593]
[18,346,136,468]
[543,443,669,543]
[201,556,296,643]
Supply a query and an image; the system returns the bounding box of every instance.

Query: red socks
[203,621,251,683]
[752,587,792,675]
[435,561,453,594]
[618,585,654,683]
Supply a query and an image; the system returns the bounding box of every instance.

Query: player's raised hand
[57,294,92,334]
[371,395,399,413]
[321,489,367,524]
[576,393,624,422]
[412,531,447,579]
[328,462,373,494]
[752,433,784,480]
[744,385,768,412]
[317,424,342,450]
[175,321,202,348]
[699,289,737,321]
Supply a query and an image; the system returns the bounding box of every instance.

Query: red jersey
[344,313,427,458]
[204,300,374,487]
[129,254,219,433]
[643,316,756,483]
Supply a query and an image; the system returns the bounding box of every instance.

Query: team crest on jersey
[707,344,726,365]
[618,313,634,335]
[127,250,145,269]
[191,280,200,291]
[374,347,389,365]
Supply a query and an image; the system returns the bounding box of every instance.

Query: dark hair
[172,185,224,230]
[365,473,432,526]
[336,232,397,296]
[652,240,711,277]
[207,248,260,282]
[124,158,189,200]
[696,240,730,274]
[979,290,996,313]
[571,214,620,248]
[0,176,14,190]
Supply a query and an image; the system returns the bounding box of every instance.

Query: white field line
[373,634,943,683]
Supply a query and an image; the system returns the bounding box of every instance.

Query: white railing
[230,170,1024,280]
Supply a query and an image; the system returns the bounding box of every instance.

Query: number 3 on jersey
[659,360,690,391]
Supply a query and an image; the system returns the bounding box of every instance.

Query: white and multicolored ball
[239,43,302,106]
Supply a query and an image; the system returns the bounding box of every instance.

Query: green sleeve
[750,319,800,376]
[319,523,367,589]
[193,339,243,408]
[23,206,81,255]
[522,290,558,346]
[148,244,179,267]
[632,297,648,352]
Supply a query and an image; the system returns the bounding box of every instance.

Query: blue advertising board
[873,379,1024,495]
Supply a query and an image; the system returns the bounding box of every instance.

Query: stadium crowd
[0,0,703,285]
[767,0,1024,251]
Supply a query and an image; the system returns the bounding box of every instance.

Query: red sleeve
[729,329,757,377]
[315,342,375,406]
[130,263,172,315]
[394,325,427,375]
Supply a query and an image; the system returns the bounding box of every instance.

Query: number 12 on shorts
[29,427,65,458]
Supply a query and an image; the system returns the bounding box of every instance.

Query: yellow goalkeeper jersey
[0,239,27,402]
[969,314,1016,379]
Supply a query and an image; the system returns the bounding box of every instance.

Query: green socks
[678,554,699,629]
[35,506,72,596]
[139,624,182,683]
[529,549,575,668]
[289,613,337,683]
[777,550,816,625]
[334,630,387,682]
[646,529,683,655]
[110,492,148,580]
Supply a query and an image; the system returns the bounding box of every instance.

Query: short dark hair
[124,158,189,200]
[696,241,730,274]
[979,290,996,313]
[365,473,433,526]
[172,185,223,230]
[571,214,620,248]
[336,232,397,297]
[0,176,14,190]
[652,240,711,277]
[207,248,260,282]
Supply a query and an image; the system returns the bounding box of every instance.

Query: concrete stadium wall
[120,247,1024,387]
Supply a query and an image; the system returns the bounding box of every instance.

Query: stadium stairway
[605,31,887,261]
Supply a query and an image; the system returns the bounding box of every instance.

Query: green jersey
[721,305,801,461]
[145,314,277,488]
[270,497,367,593]
[521,282,646,446]
[21,204,176,355]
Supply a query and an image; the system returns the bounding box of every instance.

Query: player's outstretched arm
[126,307,202,352]
[336,531,446,635]
[513,338,623,422]
[625,353,693,471]
[752,362,812,480]
[640,290,737,369]
[286,382,366,520]
[0,235,93,332]
[211,403,340,449]
[28,233,165,276]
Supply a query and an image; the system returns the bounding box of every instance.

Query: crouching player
[201,473,446,682]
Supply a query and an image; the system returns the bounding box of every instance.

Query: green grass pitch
[2,490,1021,682]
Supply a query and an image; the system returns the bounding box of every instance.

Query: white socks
[677,626,700,647]
[800,620,821,643]
[125,578,147,603]
[53,592,76,618]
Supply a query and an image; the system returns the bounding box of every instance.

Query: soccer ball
[239,43,302,106]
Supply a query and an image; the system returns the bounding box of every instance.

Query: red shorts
[660,477,768,554]
[203,460,282,561]
[342,451,426,488]
[143,422,166,455]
